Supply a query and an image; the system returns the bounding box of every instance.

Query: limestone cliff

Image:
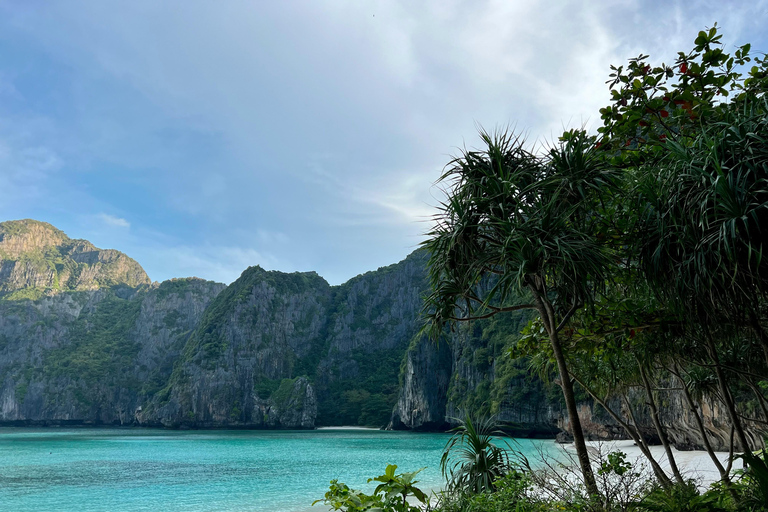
[143,250,430,428]
[390,315,766,450]
[390,312,563,437]
[144,267,331,427]
[557,386,766,452]
[314,250,429,426]
[0,278,224,425]
[0,219,150,300]
[2,219,762,445]
[0,220,430,429]
[388,334,452,431]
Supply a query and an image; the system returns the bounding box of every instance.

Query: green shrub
[464,472,547,512]
[313,465,427,512]
[637,481,732,512]
[733,448,768,511]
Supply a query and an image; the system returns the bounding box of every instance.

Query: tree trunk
[621,393,674,488]
[705,335,752,452]
[725,426,735,475]
[570,373,672,487]
[671,363,729,482]
[550,329,599,496]
[636,359,684,484]
[530,289,598,496]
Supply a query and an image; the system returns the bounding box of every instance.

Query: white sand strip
[315,426,381,430]
[578,439,734,488]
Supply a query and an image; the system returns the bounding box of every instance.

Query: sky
[1,1,767,286]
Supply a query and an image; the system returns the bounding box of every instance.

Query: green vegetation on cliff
[445,312,562,424]
[187,265,331,362]
[43,292,143,384]
[0,219,151,300]
[156,251,430,428]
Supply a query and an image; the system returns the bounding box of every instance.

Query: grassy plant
[734,448,768,510]
[440,412,512,494]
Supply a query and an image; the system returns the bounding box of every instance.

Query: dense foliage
[415,24,768,509]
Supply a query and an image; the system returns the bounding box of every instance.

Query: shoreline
[316,426,381,430]
[571,439,734,488]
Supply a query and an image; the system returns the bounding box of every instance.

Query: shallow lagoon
[0,427,556,512]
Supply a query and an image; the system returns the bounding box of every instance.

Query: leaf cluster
[313,465,428,512]
[440,412,513,494]
[422,128,620,339]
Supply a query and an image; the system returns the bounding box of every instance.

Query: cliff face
[0,219,150,300]
[144,267,331,428]
[390,312,564,437]
[557,386,765,452]
[0,221,431,430]
[391,316,766,449]
[1,219,762,445]
[388,335,452,431]
[0,278,224,425]
[143,250,430,428]
[314,250,429,426]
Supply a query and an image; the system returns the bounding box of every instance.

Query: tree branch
[556,299,581,333]
[448,304,536,321]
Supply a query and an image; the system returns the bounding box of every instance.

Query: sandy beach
[315,426,382,430]
[577,439,733,488]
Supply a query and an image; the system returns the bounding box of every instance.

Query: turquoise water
[0,427,556,512]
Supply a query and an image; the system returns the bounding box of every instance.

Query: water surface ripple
[0,427,555,512]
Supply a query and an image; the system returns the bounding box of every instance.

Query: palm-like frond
[422,128,621,338]
[439,412,512,494]
[635,98,768,322]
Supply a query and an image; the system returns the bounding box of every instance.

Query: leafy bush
[637,481,732,512]
[441,471,548,512]
[313,465,427,512]
[733,448,768,510]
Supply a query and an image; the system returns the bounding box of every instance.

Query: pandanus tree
[598,25,768,455]
[423,25,768,499]
[631,95,768,453]
[422,129,620,496]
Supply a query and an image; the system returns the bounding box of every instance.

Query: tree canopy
[422,24,768,497]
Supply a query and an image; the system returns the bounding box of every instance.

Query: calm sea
[0,427,556,512]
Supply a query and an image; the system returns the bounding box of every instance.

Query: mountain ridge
[0,220,434,430]
[0,219,151,300]
[1,219,757,452]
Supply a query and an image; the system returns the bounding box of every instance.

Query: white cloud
[97,213,130,228]
[1,1,768,285]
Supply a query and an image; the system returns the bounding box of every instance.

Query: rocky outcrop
[313,250,429,426]
[0,219,150,299]
[389,317,563,437]
[145,267,331,428]
[145,250,430,429]
[389,335,452,431]
[259,376,317,429]
[0,278,223,426]
[392,327,767,449]
[0,222,432,430]
[558,386,766,451]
